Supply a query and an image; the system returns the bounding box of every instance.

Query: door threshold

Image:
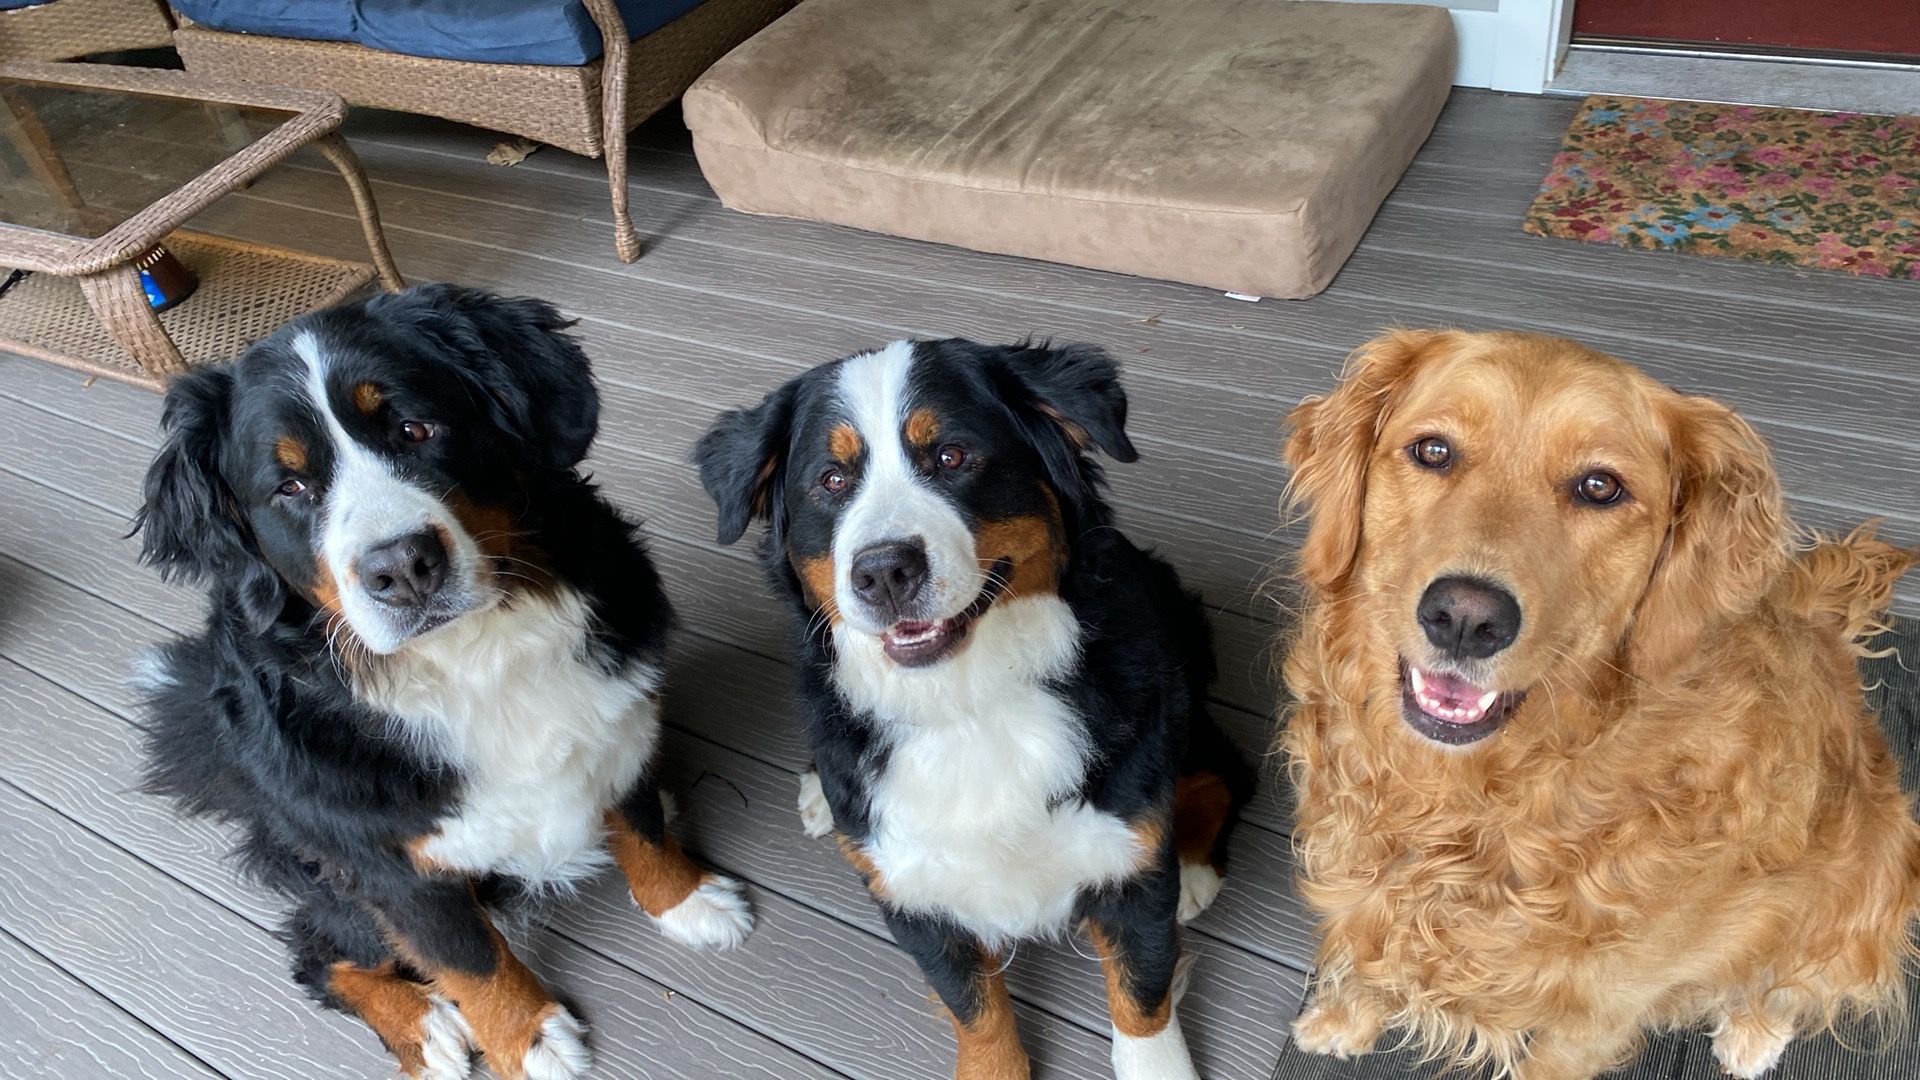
[1546,44,1920,115]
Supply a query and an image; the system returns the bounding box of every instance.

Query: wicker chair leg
[77,264,186,381]
[315,133,406,291]
[606,130,641,262]
[584,0,642,261]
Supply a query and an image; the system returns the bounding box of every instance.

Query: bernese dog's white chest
[839,597,1148,944]
[359,590,660,888]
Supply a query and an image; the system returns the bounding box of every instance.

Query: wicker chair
[171,0,794,261]
[0,0,174,62]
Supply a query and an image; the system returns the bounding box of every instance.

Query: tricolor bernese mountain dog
[134,285,753,1080]
[696,339,1254,1080]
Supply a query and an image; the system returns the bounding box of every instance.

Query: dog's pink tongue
[1410,666,1498,724]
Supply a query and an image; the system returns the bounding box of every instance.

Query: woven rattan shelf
[0,60,403,390]
[0,231,374,389]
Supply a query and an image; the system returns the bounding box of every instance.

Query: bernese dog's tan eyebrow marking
[604,809,708,917]
[352,382,384,415]
[828,422,863,463]
[325,962,434,1076]
[1089,925,1174,1038]
[274,436,308,472]
[904,407,940,448]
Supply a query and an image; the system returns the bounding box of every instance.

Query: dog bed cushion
[684,0,1455,298]
[170,0,706,65]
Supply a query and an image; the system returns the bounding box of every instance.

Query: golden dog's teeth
[1409,666,1428,694]
[1474,691,1497,714]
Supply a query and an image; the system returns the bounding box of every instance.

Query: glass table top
[0,76,299,240]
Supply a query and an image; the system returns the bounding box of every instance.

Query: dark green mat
[1272,615,1920,1080]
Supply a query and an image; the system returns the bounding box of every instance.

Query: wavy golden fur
[1277,330,1920,1080]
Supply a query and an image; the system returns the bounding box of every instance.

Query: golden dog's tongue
[1409,666,1499,725]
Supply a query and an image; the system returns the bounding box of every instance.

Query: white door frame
[1388,0,1578,93]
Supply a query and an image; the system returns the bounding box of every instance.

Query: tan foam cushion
[684,0,1454,298]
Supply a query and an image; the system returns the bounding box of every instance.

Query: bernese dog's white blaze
[362,589,662,890]
[839,593,1148,944]
[295,331,488,656]
[832,342,981,637]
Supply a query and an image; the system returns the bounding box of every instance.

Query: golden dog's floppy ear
[1283,330,1451,591]
[1629,394,1789,676]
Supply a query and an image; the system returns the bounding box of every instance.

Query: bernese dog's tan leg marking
[1089,923,1200,1080]
[605,808,704,916]
[396,920,588,1080]
[947,968,1031,1080]
[1172,771,1234,923]
[605,809,753,951]
[1089,925,1172,1039]
[327,961,473,1079]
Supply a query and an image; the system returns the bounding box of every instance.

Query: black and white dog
[135,285,752,1080]
[697,339,1253,1080]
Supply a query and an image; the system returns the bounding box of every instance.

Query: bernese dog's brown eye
[399,420,438,444]
[821,468,848,494]
[276,478,308,498]
[936,444,967,470]
[1410,436,1452,469]
[1575,470,1626,506]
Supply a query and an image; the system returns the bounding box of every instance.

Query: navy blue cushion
[172,0,705,65]
[0,0,55,11]
[172,0,356,41]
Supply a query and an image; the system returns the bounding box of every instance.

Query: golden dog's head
[1284,330,1788,747]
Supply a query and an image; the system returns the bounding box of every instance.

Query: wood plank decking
[1,88,1914,1078]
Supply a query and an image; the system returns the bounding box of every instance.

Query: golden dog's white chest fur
[836,597,1148,945]
[360,589,661,888]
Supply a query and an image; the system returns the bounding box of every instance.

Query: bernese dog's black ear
[999,342,1139,466]
[695,380,799,546]
[987,341,1138,517]
[372,284,599,471]
[137,367,239,580]
[136,369,287,631]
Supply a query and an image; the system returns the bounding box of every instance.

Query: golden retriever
[1277,329,1920,1080]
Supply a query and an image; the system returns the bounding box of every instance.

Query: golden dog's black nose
[1418,576,1521,660]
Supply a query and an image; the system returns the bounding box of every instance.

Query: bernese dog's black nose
[359,531,449,609]
[1418,576,1521,660]
[850,540,928,617]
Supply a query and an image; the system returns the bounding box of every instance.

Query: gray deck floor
[1,88,1915,1079]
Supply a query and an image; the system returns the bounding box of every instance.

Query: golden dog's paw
[1710,1015,1792,1079]
[1291,999,1381,1059]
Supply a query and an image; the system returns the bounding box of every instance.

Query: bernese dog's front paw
[1175,862,1224,924]
[652,874,754,950]
[415,994,476,1079]
[518,1005,592,1080]
[796,769,835,838]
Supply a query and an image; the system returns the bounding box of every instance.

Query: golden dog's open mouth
[1398,657,1526,745]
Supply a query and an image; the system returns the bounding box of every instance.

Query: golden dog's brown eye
[1410,436,1452,469]
[936,444,968,470]
[399,420,438,444]
[821,468,848,494]
[1576,470,1626,505]
[276,478,308,498]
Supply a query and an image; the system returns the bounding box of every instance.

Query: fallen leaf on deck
[486,138,540,167]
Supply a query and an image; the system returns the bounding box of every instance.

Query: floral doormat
[1523,96,1920,280]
